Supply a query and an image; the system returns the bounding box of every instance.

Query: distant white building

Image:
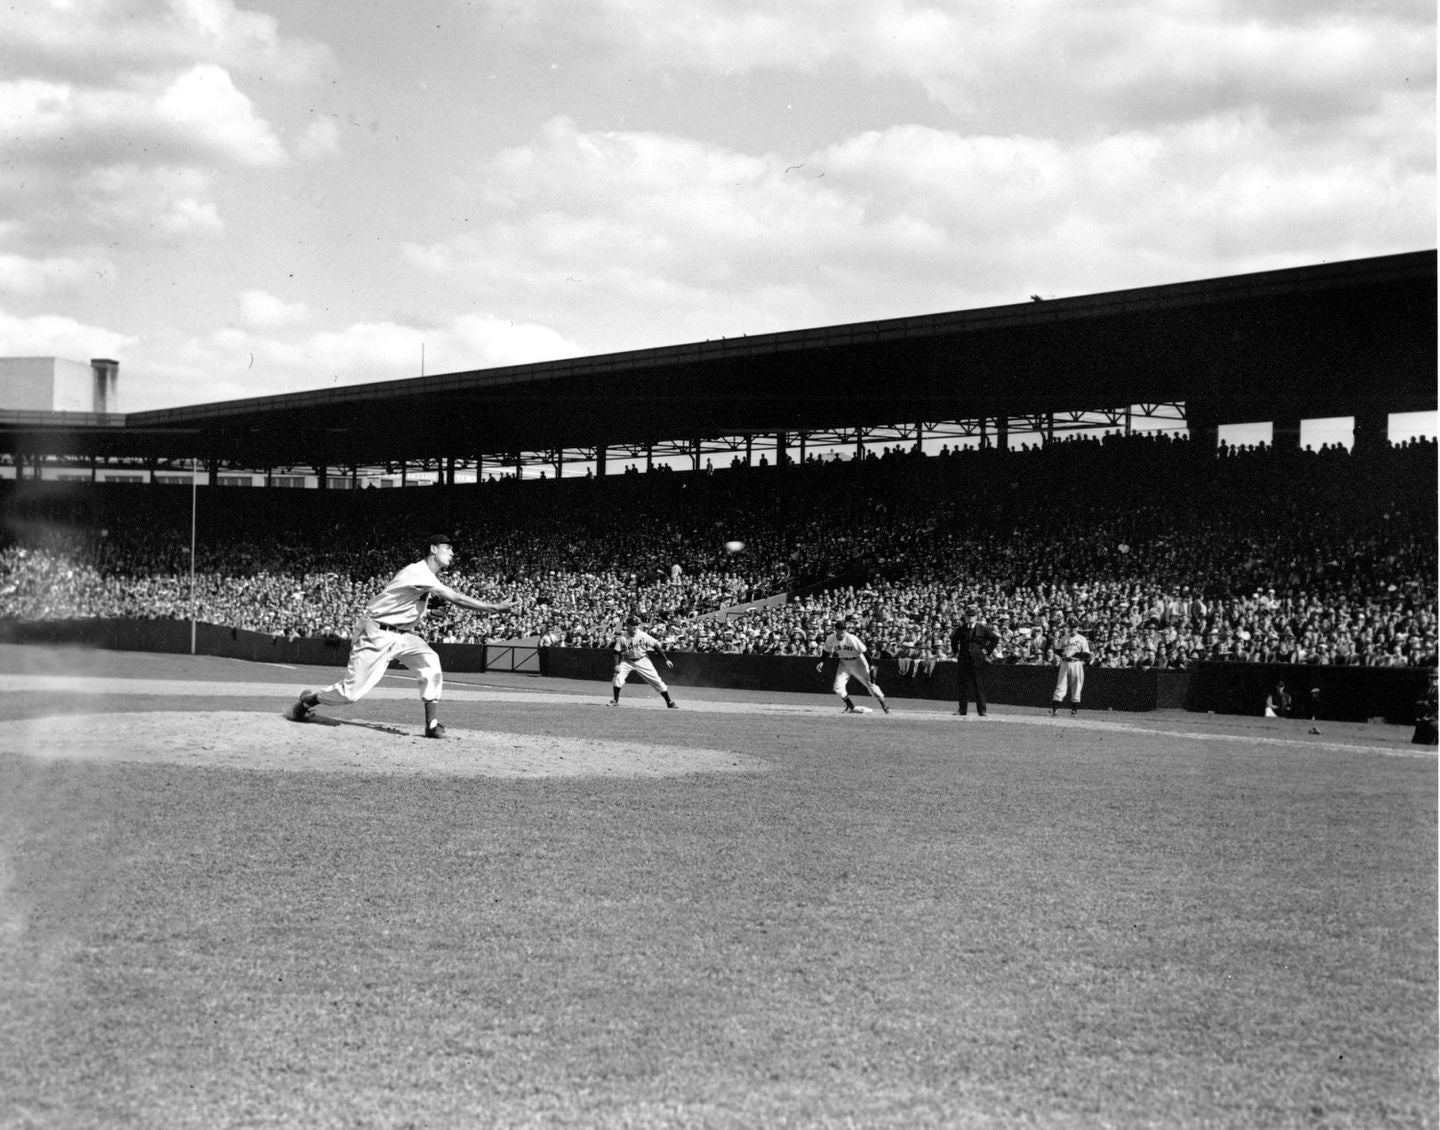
[0,356,120,414]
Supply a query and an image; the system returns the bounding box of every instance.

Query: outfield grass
[0,649,1435,1128]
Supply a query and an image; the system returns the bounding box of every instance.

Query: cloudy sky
[2,0,1434,424]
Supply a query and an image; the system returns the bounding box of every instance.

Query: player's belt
[375,620,415,632]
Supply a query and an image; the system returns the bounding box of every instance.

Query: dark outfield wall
[542,648,1429,724]
[0,619,1429,724]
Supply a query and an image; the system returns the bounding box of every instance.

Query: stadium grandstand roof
[0,249,1433,471]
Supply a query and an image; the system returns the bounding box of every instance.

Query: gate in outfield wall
[482,641,541,673]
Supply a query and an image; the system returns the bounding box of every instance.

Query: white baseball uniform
[1053,630,1091,705]
[821,629,885,703]
[314,559,446,707]
[614,628,669,692]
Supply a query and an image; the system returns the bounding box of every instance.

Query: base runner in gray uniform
[817,618,890,714]
[287,533,519,738]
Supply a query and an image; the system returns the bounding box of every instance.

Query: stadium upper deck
[0,250,1433,478]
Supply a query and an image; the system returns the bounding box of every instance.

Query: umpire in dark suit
[950,604,1000,716]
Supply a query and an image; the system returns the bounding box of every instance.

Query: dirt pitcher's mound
[2,711,769,779]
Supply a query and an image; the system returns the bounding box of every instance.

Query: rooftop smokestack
[91,358,119,414]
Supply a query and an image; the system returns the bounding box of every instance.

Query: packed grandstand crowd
[0,430,1435,671]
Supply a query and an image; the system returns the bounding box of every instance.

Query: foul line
[0,673,1429,760]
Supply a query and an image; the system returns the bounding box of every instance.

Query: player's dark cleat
[606,700,619,707]
[666,701,679,708]
[842,704,856,713]
[879,700,890,714]
[1048,705,1058,716]
[1070,707,1078,717]
[287,692,314,722]
[424,723,448,739]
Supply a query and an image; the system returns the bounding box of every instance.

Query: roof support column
[1185,399,1219,456]
[596,448,607,478]
[1273,416,1302,451]
[996,416,1009,452]
[1353,409,1387,456]
[776,431,788,468]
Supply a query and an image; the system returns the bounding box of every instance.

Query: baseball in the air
[723,540,744,553]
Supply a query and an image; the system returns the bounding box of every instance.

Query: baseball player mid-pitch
[287,533,519,738]
[818,617,890,714]
[1050,616,1091,717]
[610,617,679,708]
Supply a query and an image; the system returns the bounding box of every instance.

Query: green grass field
[0,645,1435,1128]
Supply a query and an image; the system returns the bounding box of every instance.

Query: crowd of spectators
[1,431,1434,671]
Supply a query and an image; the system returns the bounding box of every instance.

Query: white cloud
[7,0,334,84]
[103,313,586,411]
[0,254,115,296]
[403,113,1434,351]
[477,0,1434,135]
[240,290,310,329]
[0,308,131,364]
[0,2,325,258]
[295,117,340,160]
[77,165,225,237]
[155,64,286,166]
[1,68,283,166]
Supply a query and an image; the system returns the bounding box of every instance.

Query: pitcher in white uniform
[287,533,519,738]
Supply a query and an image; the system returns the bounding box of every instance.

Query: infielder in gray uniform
[287,533,519,738]
[610,617,679,707]
[1050,617,1091,717]
[818,618,890,714]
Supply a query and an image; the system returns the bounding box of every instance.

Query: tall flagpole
[190,456,198,655]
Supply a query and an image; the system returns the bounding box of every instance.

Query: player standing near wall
[610,617,679,708]
[818,617,890,714]
[1050,616,1091,717]
[287,533,519,738]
